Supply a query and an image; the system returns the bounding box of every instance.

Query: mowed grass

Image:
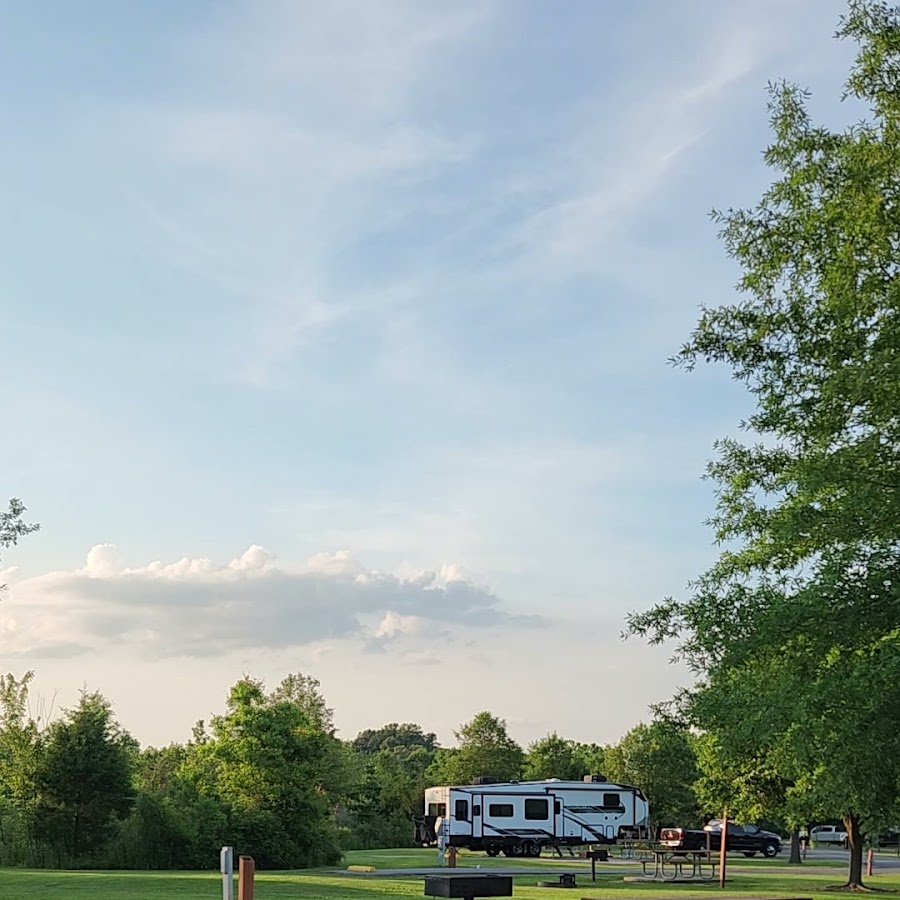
[1,848,899,900]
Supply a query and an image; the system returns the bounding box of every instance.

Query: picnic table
[640,848,718,881]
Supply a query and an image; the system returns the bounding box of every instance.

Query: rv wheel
[524,841,541,858]
[485,847,499,857]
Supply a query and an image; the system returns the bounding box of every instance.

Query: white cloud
[305,550,365,578]
[373,611,424,640]
[0,544,536,661]
[84,544,125,577]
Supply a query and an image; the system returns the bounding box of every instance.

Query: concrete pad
[335,867,592,878]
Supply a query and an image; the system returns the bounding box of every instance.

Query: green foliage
[0,670,353,869]
[0,498,38,590]
[604,722,701,829]
[352,723,437,756]
[0,498,39,554]
[0,671,43,865]
[693,732,794,833]
[570,742,610,777]
[344,723,439,849]
[178,673,346,868]
[269,672,336,735]
[426,712,524,785]
[524,733,585,780]
[33,690,136,863]
[627,1,900,886]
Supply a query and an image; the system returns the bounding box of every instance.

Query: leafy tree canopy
[0,499,38,591]
[628,1,900,887]
[426,711,524,785]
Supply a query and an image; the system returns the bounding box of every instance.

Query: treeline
[0,669,715,870]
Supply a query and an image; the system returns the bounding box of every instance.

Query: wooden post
[719,811,728,888]
[448,846,458,868]
[238,855,255,900]
[867,848,874,877]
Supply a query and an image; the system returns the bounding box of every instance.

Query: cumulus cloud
[0,545,537,660]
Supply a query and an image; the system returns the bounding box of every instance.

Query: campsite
[4,1,900,898]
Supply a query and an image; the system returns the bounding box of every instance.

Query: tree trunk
[844,813,865,889]
[789,828,802,865]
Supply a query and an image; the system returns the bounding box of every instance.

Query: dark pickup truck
[660,821,782,858]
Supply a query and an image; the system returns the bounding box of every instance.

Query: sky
[1,0,859,751]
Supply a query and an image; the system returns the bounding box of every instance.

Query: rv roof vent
[473,775,499,785]
[584,774,608,783]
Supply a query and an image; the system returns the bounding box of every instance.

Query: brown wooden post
[719,811,728,888]
[448,846,457,868]
[867,848,874,877]
[238,855,255,900]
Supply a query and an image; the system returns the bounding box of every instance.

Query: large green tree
[524,733,585,781]
[269,673,336,735]
[628,1,900,888]
[33,690,135,862]
[426,712,524,785]
[180,674,346,868]
[352,723,438,756]
[346,723,439,848]
[0,672,42,865]
[604,722,701,831]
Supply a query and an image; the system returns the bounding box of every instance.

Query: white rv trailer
[413,775,650,857]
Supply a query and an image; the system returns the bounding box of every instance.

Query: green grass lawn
[1,848,898,899]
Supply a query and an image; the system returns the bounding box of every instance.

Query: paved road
[339,867,595,878]
[803,846,900,870]
[338,848,900,878]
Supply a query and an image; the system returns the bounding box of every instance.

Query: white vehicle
[810,825,849,846]
[413,775,650,857]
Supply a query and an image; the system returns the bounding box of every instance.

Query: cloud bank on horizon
[1,544,536,660]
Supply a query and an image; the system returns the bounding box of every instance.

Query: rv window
[489,803,514,818]
[525,799,549,820]
[474,804,481,816]
[602,793,622,809]
[455,799,469,821]
[554,800,561,815]
[428,803,447,817]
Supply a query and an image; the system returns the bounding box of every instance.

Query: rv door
[472,794,483,840]
[553,795,565,839]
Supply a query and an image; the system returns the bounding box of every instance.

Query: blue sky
[1,0,856,748]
